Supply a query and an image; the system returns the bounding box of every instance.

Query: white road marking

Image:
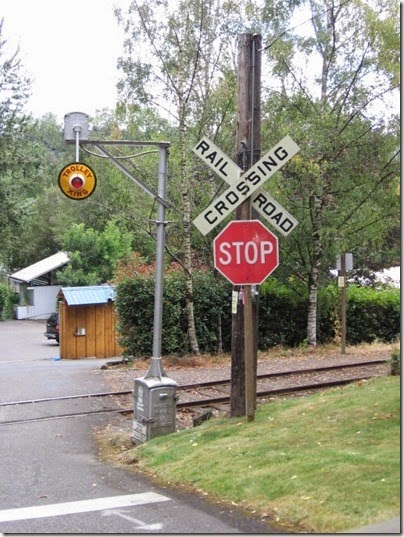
[0,492,170,523]
[102,508,163,531]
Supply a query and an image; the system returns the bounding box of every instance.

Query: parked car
[45,312,59,344]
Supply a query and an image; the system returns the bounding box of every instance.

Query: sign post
[62,113,177,444]
[193,132,300,421]
[214,220,279,420]
[337,253,353,355]
[191,36,300,422]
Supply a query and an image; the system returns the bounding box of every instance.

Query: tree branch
[346,210,400,236]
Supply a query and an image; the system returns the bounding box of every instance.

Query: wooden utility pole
[230,34,261,419]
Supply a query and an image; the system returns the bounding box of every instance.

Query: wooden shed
[59,285,122,359]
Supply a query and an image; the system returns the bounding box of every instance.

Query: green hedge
[346,285,400,344]
[258,279,308,347]
[116,271,232,357]
[115,271,400,357]
[258,282,400,347]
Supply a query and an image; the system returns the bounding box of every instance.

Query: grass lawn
[99,376,400,533]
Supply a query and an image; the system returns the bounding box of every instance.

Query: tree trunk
[179,101,200,355]
[307,194,322,346]
[307,270,319,346]
[180,168,200,355]
[217,310,223,354]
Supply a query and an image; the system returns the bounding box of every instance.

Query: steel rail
[177,374,379,408]
[0,391,131,408]
[0,366,387,426]
[0,408,127,426]
[176,358,388,390]
[0,358,387,408]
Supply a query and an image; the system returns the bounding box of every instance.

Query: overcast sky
[2,1,398,128]
[2,0,130,124]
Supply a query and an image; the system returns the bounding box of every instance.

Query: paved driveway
[0,320,273,534]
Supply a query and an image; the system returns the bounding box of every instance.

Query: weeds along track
[0,359,389,427]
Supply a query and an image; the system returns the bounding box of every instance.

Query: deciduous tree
[57,222,132,285]
[260,0,400,345]
[115,0,252,353]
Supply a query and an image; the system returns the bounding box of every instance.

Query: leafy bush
[317,284,339,343]
[116,268,400,357]
[258,278,308,347]
[116,277,155,356]
[116,269,231,357]
[390,348,400,376]
[0,283,16,320]
[192,271,232,353]
[258,281,342,348]
[346,285,400,344]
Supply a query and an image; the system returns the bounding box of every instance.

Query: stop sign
[213,220,279,285]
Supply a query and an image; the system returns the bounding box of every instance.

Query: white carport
[9,252,70,319]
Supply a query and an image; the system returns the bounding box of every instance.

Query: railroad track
[0,358,389,426]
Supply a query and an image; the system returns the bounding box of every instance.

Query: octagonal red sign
[213,220,279,285]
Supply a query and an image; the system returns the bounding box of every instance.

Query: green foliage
[259,281,399,348]
[359,0,400,86]
[0,112,73,270]
[116,276,155,355]
[0,20,31,141]
[57,221,132,286]
[258,281,339,347]
[346,285,400,344]
[117,272,400,356]
[390,348,400,376]
[317,284,340,343]
[257,0,400,345]
[0,20,35,269]
[258,278,308,348]
[116,269,231,357]
[0,282,16,320]
[192,271,232,352]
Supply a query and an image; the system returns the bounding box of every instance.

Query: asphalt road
[0,320,275,534]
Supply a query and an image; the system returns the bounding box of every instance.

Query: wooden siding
[60,302,122,359]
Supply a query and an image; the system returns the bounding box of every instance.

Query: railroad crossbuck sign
[214,220,279,285]
[192,135,300,236]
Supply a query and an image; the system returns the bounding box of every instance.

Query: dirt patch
[94,341,397,454]
[97,341,396,394]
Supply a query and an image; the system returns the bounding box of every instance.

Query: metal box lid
[64,112,89,141]
[135,375,177,389]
